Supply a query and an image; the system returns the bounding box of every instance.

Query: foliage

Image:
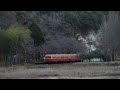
[0,30,10,54]
[0,11,113,65]
[77,50,105,60]
[89,50,104,58]
[16,11,32,26]
[29,22,45,46]
[0,25,32,55]
[61,11,106,36]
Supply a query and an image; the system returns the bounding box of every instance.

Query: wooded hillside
[1,11,119,65]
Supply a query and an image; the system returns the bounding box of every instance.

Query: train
[36,54,81,64]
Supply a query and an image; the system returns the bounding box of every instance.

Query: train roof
[45,54,77,57]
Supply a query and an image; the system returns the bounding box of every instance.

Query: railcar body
[44,54,80,63]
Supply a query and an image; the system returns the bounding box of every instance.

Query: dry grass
[0,62,120,79]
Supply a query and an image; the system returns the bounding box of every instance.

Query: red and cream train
[42,54,81,63]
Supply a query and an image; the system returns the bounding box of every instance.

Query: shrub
[77,50,107,61]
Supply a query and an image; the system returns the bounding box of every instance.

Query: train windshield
[45,56,51,58]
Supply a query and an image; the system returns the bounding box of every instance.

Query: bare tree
[97,11,120,61]
[39,34,87,55]
[0,11,17,29]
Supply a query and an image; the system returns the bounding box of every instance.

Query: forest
[0,11,120,66]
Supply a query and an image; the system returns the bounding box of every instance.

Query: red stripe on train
[45,58,80,63]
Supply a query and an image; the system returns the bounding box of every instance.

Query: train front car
[44,54,81,63]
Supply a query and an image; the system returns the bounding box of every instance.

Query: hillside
[1,11,120,65]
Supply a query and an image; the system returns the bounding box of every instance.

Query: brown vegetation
[0,62,120,79]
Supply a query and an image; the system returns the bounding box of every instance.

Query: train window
[46,56,51,58]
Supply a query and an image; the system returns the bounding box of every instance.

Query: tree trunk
[111,52,115,61]
[89,58,91,62]
[24,50,27,64]
[34,51,35,63]
[111,48,115,61]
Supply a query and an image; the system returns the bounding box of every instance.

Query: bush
[77,53,90,60]
[77,50,106,61]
